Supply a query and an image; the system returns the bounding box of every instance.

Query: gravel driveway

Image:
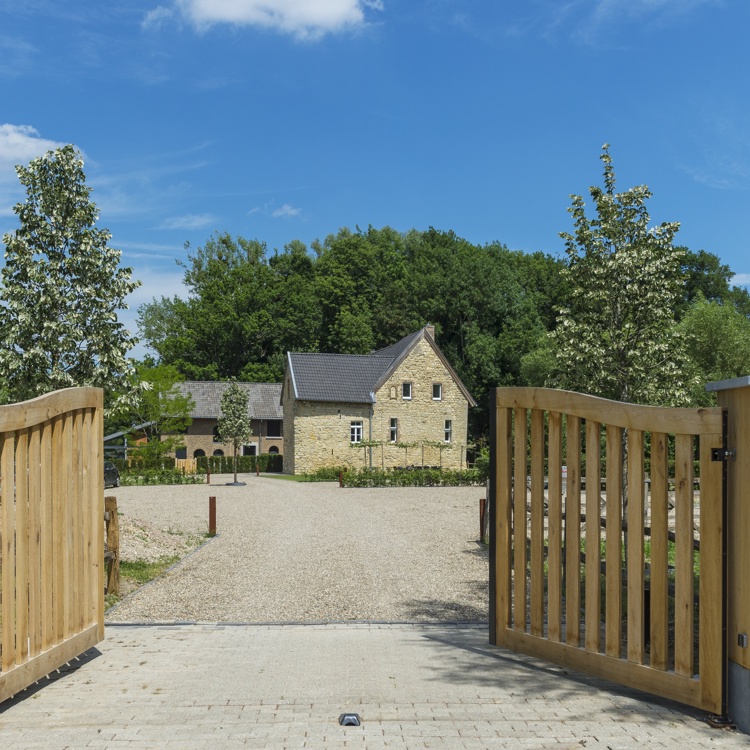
[107,476,489,624]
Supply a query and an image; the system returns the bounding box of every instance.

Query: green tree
[217,381,252,484]
[117,364,195,461]
[551,145,690,406]
[0,145,139,402]
[678,296,750,404]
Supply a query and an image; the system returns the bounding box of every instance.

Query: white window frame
[390,418,398,443]
[402,382,412,400]
[350,421,363,444]
[432,383,442,401]
[444,419,452,443]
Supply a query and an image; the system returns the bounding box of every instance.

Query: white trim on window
[390,418,398,443]
[351,421,363,443]
[402,382,412,400]
[444,419,452,443]
[432,383,442,401]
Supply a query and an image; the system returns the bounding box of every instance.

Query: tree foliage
[217,380,253,483]
[0,145,139,403]
[550,145,691,405]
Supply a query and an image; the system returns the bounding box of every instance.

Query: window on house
[432,383,442,401]
[268,446,279,454]
[402,382,412,400]
[175,447,187,459]
[212,425,221,443]
[213,449,224,457]
[266,420,282,438]
[193,449,206,458]
[390,418,398,443]
[444,419,452,443]
[351,421,363,443]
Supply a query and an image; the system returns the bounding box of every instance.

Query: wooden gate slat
[530,409,545,638]
[493,403,512,646]
[626,429,645,665]
[27,426,42,659]
[15,430,29,664]
[605,425,623,659]
[513,408,527,632]
[585,420,602,653]
[565,416,582,647]
[1,432,16,674]
[674,433,695,677]
[548,412,563,642]
[650,432,669,670]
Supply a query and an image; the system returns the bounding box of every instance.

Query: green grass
[261,473,309,482]
[105,555,180,610]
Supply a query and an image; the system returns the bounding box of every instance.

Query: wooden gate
[0,388,104,703]
[489,387,726,714]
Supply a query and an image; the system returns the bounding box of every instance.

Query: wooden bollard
[256,462,260,477]
[209,496,216,537]
[105,495,120,596]
[339,470,343,488]
[207,468,211,484]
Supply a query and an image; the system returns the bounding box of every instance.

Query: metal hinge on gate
[711,448,736,462]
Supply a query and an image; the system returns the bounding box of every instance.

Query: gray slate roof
[178,381,283,420]
[285,327,476,407]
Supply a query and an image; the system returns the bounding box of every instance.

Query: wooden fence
[490,387,725,714]
[0,388,104,703]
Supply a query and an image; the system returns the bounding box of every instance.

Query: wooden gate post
[707,375,750,731]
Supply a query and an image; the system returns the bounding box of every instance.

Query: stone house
[282,326,476,474]
[176,381,283,459]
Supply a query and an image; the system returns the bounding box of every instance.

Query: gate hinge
[711,448,736,462]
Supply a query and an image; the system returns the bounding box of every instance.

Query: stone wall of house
[372,337,469,470]
[183,418,283,459]
[287,400,372,475]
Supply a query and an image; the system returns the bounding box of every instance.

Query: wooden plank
[494,405,513,646]
[40,421,53,651]
[0,624,100,704]
[605,425,623,659]
[52,415,64,645]
[501,629,704,711]
[71,411,83,633]
[15,430,29,665]
[649,432,669,671]
[62,413,73,639]
[585,420,601,653]
[565,416,582,647]
[1,432,16,674]
[0,388,101,433]
[698,431,723,714]
[513,407,528,632]
[548,412,563,642]
[530,409,545,637]
[93,399,105,639]
[674,434,695,678]
[81,410,93,629]
[27,426,42,658]
[627,429,645,664]
[495,388,723,436]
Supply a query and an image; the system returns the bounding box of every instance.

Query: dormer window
[402,382,412,400]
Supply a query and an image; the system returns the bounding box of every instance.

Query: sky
[1,0,749,359]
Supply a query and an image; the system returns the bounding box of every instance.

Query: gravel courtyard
[107,476,489,624]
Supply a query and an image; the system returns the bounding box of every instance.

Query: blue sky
[1,0,749,357]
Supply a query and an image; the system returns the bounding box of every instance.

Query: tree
[217,381,252,484]
[116,364,195,461]
[0,145,139,402]
[551,145,691,406]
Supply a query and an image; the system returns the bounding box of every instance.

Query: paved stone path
[1,623,746,749]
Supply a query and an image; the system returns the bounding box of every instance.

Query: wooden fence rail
[0,388,104,704]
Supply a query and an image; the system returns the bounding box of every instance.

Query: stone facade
[283,335,472,474]
[182,418,283,459]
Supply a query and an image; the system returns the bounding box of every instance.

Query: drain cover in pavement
[339,713,361,726]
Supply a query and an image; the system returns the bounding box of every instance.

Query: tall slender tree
[217,381,252,484]
[0,145,139,402]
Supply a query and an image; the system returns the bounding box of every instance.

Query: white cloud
[731,274,750,288]
[161,0,383,39]
[159,213,218,230]
[272,203,302,218]
[142,6,175,30]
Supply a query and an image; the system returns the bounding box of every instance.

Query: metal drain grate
[338,713,361,726]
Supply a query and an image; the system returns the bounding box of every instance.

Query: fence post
[209,496,217,537]
[105,496,120,596]
[707,376,750,730]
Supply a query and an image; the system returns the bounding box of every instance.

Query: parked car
[104,461,120,488]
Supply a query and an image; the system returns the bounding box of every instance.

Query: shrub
[302,466,347,482]
[119,469,204,486]
[195,453,283,475]
[340,467,483,488]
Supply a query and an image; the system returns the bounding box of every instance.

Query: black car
[104,461,120,488]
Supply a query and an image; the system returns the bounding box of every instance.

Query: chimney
[425,324,435,339]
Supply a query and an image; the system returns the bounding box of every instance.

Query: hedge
[195,453,283,474]
[119,469,205,486]
[341,467,484,488]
